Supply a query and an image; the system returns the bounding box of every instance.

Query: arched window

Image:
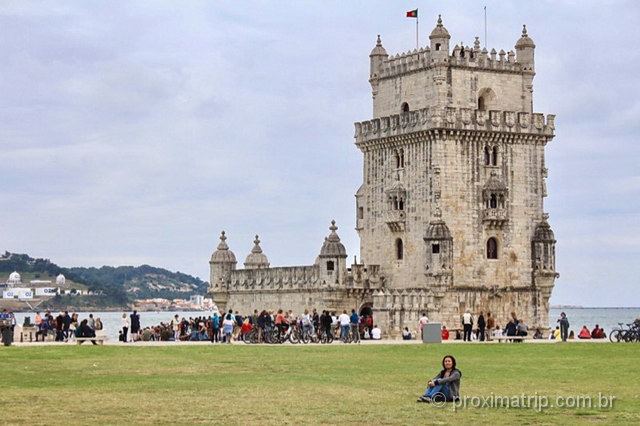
[487,238,498,259]
[401,102,409,113]
[326,261,335,271]
[395,239,404,260]
[399,149,405,168]
[478,96,486,111]
[484,146,490,165]
[398,197,404,211]
[498,194,505,208]
[492,146,498,166]
[489,194,497,208]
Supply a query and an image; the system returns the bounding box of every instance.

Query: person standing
[320,310,333,339]
[486,312,495,342]
[338,310,350,341]
[130,310,141,342]
[172,314,181,341]
[461,311,473,342]
[87,314,96,331]
[350,309,359,338]
[557,312,570,342]
[418,313,429,339]
[121,313,129,342]
[477,312,486,342]
[62,311,71,341]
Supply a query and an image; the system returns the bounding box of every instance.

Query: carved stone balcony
[384,210,406,232]
[482,208,508,229]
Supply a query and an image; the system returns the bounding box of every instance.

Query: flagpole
[484,6,488,49]
[416,9,419,50]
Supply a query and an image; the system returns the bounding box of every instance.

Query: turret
[515,24,535,72]
[532,214,556,273]
[429,15,451,62]
[243,235,270,269]
[317,220,348,285]
[209,231,237,290]
[369,34,388,78]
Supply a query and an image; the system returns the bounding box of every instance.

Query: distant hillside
[69,265,209,300]
[1,252,208,310]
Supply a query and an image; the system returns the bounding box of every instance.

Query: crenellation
[355,106,555,145]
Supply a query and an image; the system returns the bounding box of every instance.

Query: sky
[1,1,639,307]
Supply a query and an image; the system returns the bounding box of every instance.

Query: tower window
[487,238,498,259]
[395,238,404,260]
[358,207,364,219]
[478,96,486,111]
[401,102,409,113]
[326,261,335,271]
[484,146,490,165]
[399,149,405,168]
[394,149,401,168]
[492,146,498,166]
[432,244,440,254]
[490,194,497,208]
[435,43,441,51]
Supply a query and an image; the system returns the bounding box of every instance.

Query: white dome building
[8,271,21,285]
[56,274,66,286]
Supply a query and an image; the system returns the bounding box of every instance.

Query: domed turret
[319,220,347,258]
[515,25,535,72]
[244,235,270,269]
[369,34,388,78]
[209,231,237,289]
[429,15,451,57]
[56,274,66,286]
[424,220,452,241]
[8,271,21,284]
[533,215,555,243]
[210,231,237,264]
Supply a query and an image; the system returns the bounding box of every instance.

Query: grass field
[1,343,638,425]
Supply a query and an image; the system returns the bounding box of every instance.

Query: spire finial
[216,230,229,250]
[522,24,528,36]
[376,34,382,46]
[254,235,260,245]
[220,231,226,242]
[329,220,337,233]
[474,36,480,49]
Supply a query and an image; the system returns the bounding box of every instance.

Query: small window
[398,198,404,211]
[435,43,441,51]
[358,207,364,220]
[399,149,405,168]
[478,96,486,111]
[487,238,498,259]
[492,146,498,166]
[484,146,490,165]
[394,149,401,168]
[401,102,409,113]
[396,239,404,260]
[432,244,440,254]
[490,194,497,208]
[326,261,334,271]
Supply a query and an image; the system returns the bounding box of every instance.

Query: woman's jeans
[423,383,451,401]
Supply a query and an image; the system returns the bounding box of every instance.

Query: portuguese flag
[406,9,418,18]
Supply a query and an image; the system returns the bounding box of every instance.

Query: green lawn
[1,343,638,425]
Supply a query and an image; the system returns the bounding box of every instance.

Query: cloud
[0,1,638,307]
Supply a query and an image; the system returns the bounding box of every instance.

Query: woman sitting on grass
[417,355,461,403]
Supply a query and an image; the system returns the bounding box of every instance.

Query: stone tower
[354,16,558,332]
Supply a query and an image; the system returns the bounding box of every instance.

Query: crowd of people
[118,308,383,343]
[27,311,104,343]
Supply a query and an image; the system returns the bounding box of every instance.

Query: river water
[12,307,640,341]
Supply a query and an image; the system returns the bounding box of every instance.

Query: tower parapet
[355,106,555,145]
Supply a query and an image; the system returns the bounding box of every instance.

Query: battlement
[354,107,555,145]
[376,43,525,80]
[223,265,321,291]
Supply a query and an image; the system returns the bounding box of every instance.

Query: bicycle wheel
[242,331,253,344]
[289,330,300,344]
[609,329,622,343]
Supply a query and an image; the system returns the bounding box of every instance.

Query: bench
[75,337,106,345]
[494,335,531,343]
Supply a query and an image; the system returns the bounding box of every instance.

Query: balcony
[384,210,406,232]
[482,208,508,229]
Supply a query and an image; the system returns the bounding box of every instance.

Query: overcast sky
[1,1,638,307]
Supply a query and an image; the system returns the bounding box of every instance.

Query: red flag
[406,9,418,18]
